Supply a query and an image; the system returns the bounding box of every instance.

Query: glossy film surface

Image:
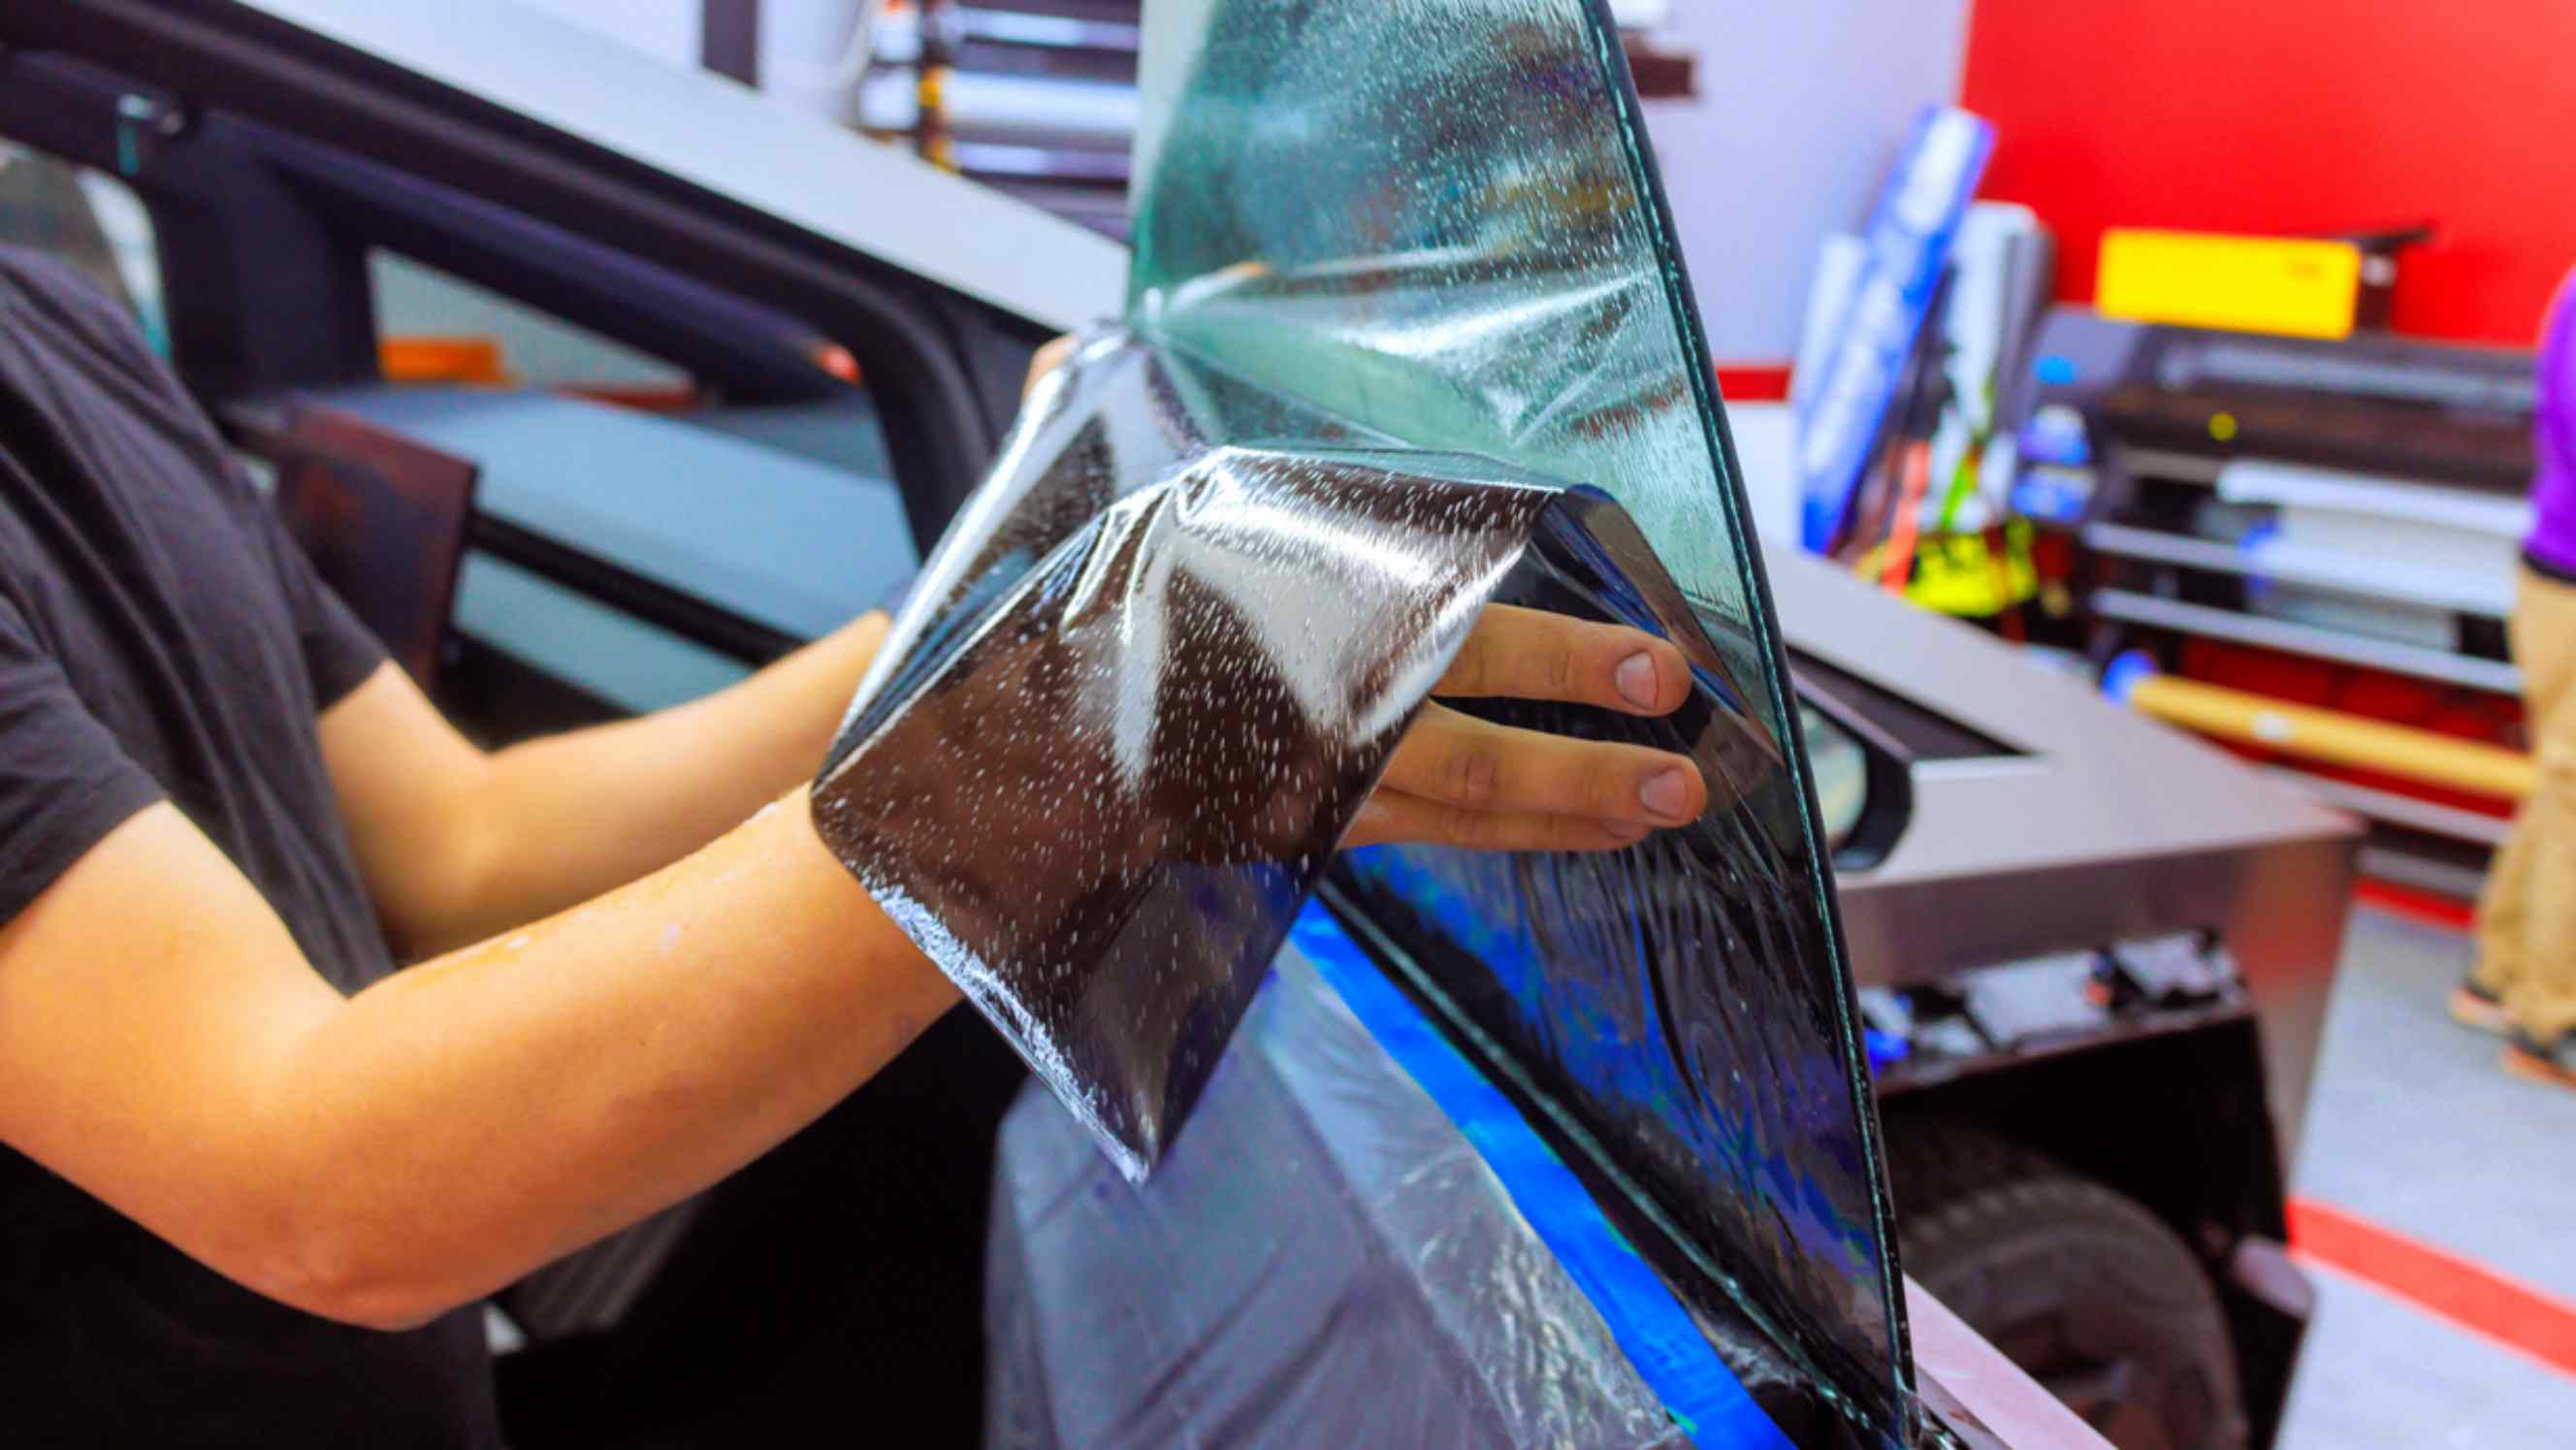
[815,330,1557,1178]
[814,0,1907,1437]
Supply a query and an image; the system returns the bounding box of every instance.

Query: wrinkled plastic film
[819,0,1908,1435]
[984,944,1693,1450]
[813,335,1688,1178]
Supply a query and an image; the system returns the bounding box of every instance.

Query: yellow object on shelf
[1849,524,2039,619]
[2125,671,2532,801]
[2096,229,2363,340]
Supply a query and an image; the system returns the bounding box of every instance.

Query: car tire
[1888,1124,2249,1450]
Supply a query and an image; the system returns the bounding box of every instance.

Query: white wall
[1638,1,1969,363]
[496,1,873,119]
[502,0,703,68]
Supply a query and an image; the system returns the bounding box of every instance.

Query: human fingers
[1339,790,1658,853]
[1433,603,1690,717]
[1377,703,1708,827]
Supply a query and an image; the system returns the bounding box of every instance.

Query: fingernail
[1640,768,1694,822]
[1605,819,1652,841]
[1615,652,1660,710]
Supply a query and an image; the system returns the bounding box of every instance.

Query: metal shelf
[2357,844,2491,901]
[2261,767,2512,848]
[2091,588,2523,693]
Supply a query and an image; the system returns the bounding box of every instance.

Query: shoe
[2502,1029,2576,1089]
[2450,978,2511,1035]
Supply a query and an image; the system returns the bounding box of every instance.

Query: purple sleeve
[2520,273,2576,572]
[2542,275,2576,481]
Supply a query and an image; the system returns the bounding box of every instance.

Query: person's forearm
[431,613,890,949]
[261,789,953,1329]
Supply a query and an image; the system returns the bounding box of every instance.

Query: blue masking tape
[1288,903,1795,1450]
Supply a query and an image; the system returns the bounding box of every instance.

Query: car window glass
[371,250,694,399]
[1129,0,1908,1434]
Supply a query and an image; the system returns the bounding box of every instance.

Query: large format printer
[2009,306,2541,886]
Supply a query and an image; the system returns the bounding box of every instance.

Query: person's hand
[1343,604,1707,853]
[1014,337,1707,854]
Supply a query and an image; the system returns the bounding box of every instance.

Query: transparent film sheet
[815,0,1908,1435]
[815,333,1716,1178]
[984,948,1692,1450]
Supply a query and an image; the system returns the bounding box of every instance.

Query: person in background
[0,253,1716,1450]
[2459,266,2576,1090]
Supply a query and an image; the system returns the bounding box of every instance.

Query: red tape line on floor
[2288,1196,2576,1380]
[2352,879,2476,932]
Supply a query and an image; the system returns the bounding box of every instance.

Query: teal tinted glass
[1127,0,1909,1437]
[1130,0,1771,712]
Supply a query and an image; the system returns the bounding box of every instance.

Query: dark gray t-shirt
[0,246,499,1446]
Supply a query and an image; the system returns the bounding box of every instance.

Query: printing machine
[0,4,2360,1445]
[2007,306,2538,884]
[2009,307,2536,511]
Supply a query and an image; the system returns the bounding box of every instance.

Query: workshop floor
[2276,903,2576,1449]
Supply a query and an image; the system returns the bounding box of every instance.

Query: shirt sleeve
[13,246,389,711]
[0,594,168,928]
[244,496,391,711]
[2541,272,2576,484]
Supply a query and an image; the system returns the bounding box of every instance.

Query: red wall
[1959,0,2576,346]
